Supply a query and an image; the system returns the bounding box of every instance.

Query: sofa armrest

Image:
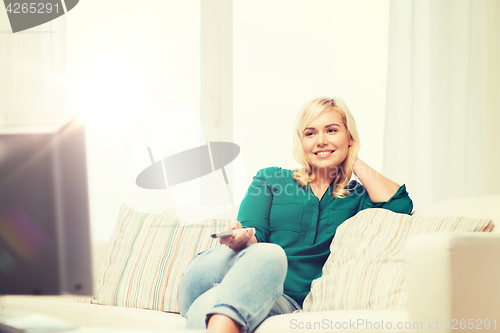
[406,232,500,333]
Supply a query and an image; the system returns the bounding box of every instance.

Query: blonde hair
[292,97,360,198]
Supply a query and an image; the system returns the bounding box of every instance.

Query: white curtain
[0,14,66,122]
[383,0,500,210]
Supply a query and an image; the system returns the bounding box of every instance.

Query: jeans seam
[211,303,248,331]
[282,293,302,310]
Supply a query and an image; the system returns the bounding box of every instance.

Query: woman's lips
[314,150,334,158]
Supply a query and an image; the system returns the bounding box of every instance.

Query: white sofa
[1,195,499,333]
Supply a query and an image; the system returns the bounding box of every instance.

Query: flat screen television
[0,115,93,296]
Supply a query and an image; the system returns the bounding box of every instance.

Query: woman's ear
[348,133,354,147]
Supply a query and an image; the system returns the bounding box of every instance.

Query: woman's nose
[317,133,327,145]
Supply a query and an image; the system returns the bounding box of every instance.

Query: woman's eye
[327,128,338,133]
[305,132,314,137]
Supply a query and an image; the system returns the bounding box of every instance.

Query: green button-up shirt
[237,166,413,306]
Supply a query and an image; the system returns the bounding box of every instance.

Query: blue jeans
[177,243,301,333]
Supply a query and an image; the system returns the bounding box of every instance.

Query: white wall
[2,0,389,241]
[69,0,390,240]
[65,0,201,240]
[233,0,390,183]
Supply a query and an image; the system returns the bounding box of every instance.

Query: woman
[178,97,413,333]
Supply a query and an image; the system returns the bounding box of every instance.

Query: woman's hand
[220,221,257,252]
[352,158,401,203]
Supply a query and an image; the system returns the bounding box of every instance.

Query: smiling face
[301,109,353,180]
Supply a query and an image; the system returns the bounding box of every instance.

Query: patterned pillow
[76,204,233,313]
[302,208,494,312]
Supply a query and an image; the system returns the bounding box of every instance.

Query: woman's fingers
[225,228,255,251]
[225,221,242,231]
[219,221,254,251]
[220,235,233,246]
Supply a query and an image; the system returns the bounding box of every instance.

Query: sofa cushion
[2,295,187,329]
[302,208,493,312]
[76,204,232,313]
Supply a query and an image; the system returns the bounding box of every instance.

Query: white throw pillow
[302,208,494,312]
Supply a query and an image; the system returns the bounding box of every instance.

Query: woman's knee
[249,243,286,260]
[245,243,287,275]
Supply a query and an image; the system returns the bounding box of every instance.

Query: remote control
[211,228,255,239]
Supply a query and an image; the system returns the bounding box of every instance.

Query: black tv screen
[0,116,93,296]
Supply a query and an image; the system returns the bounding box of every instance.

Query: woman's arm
[352,158,401,203]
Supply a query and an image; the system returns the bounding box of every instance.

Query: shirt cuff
[365,184,410,208]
